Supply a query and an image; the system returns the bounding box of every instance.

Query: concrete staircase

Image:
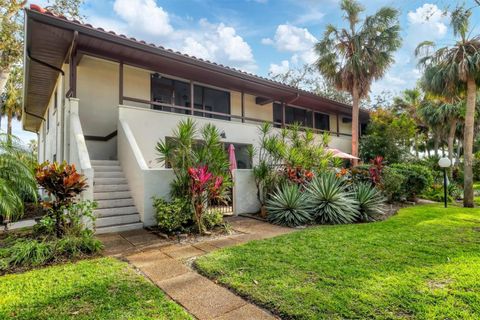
[92,160,143,234]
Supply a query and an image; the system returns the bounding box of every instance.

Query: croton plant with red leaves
[369,156,384,186]
[35,161,88,237]
[284,166,315,186]
[188,166,224,234]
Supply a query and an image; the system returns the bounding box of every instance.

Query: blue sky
[9,0,480,142]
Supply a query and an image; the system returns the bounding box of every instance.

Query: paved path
[98,216,294,320]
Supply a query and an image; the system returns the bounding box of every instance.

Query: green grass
[196,204,480,319]
[0,257,191,319]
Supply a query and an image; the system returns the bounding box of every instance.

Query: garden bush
[381,167,406,202]
[153,197,192,233]
[266,183,313,227]
[473,152,480,181]
[390,163,434,200]
[202,209,223,230]
[353,183,385,221]
[307,172,359,224]
[0,234,102,273]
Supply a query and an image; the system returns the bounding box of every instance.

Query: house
[22,5,370,233]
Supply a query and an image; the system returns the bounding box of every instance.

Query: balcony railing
[122,96,352,138]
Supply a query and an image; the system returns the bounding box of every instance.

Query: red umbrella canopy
[228,144,237,172]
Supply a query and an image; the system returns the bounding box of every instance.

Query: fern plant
[352,182,385,222]
[0,134,37,224]
[266,183,312,227]
[307,172,359,224]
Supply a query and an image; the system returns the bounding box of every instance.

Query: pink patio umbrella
[228,144,237,172]
[326,148,360,160]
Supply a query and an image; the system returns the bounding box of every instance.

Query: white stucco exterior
[36,54,358,225]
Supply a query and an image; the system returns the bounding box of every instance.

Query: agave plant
[307,172,359,224]
[266,183,312,227]
[352,182,385,222]
[0,134,38,224]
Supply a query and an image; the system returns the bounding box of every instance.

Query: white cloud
[86,0,257,72]
[113,0,173,37]
[406,3,449,45]
[268,60,290,75]
[262,24,317,53]
[293,8,324,25]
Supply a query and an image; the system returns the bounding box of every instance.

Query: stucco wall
[77,56,119,137]
[233,169,261,214]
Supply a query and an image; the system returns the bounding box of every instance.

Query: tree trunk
[447,118,457,163]
[0,69,9,98]
[463,77,476,207]
[456,139,461,165]
[434,134,439,157]
[351,83,360,166]
[7,111,13,136]
[414,132,419,158]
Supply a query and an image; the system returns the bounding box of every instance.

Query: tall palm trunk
[7,112,12,136]
[447,118,457,163]
[414,132,419,158]
[456,139,461,165]
[463,77,476,207]
[434,134,439,157]
[351,83,359,166]
[0,69,9,99]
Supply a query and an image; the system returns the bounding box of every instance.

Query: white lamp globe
[438,157,451,168]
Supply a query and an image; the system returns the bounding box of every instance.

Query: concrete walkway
[98,216,293,319]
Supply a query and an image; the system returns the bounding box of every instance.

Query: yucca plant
[352,182,385,222]
[266,183,312,227]
[0,134,37,225]
[307,172,359,224]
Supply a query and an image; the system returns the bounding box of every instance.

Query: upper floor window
[194,85,230,121]
[151,74,191,114]
[314,113,330,131]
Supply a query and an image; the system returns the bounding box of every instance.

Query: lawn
[0,257,191,319]
[196,204,480,319]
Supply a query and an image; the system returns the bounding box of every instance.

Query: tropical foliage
[266,183,312,227]
[353,182,385,221]
[307,172,359,224]
[416,5,480,207]
[0,134,37,224]
[315,0,401,162]
[35,161,88,237]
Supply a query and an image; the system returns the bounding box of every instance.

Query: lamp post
[438,157,452,208]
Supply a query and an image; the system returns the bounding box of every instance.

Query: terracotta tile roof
[28,4,357,109]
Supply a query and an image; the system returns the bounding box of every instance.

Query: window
[314,113,330,131]
[151,74,190,114]
[273,103,283,127]
[285,105,312,127]
[46,110,50,133]
[194,85,230,120]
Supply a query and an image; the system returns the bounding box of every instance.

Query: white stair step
[95,222,143,234]
[95,206,138,217]
[96,214,140,228]
[94,184,130,192]
[94,191,131,200]
[94,177,127,185]
[93,166,122,172]
[95,171,125,178]
[91,160,120,166]
[97,198,134,209]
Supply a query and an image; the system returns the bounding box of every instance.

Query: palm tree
[417,96,444,157]
[315,0,401,164]
[0,66,22,138]
[393,88,423,158]
[416,6,480,207]
[0,134,37,225]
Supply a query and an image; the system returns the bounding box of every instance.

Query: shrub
[381,167,406,202]
[391,163,433,201]
[307,172,359,224]
[422,183,463,203]
[473,153,480,181]
[35,161,88,238]
[0,134,38,224]
[266,183,313,227]
[352,183,386,222]
[351,165,372,185]
[202,209,223,230]
[0,234,103,273]
[153,197,192,234]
